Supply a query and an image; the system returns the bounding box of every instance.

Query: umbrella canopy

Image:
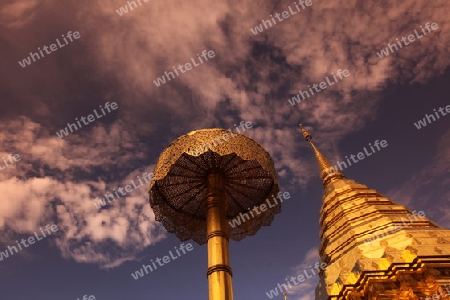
[149,128,280,245]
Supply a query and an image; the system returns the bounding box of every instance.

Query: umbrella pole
[206,173,234,300]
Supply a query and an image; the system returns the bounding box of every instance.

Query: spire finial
[299,123,312,142]
[299,123,345,187]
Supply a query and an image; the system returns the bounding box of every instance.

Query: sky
[0,0,449,299]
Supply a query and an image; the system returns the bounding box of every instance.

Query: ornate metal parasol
[149,128,280,300]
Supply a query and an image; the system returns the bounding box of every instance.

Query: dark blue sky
[0,0,449,299]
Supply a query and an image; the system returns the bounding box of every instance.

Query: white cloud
[264,246,322,300]
[0,117,165,268]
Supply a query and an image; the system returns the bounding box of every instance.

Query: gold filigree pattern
[149,128,280,245]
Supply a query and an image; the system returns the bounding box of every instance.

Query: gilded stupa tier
[299,125,450,300]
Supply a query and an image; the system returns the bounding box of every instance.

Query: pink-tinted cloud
[0,0,449,270]
[0,117,165,268]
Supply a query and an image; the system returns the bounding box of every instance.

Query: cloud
[0,117,165,268]
[0,0,40,28]
[67,0,449,188]
[1,0,449,270]
[284,247,321,300]
[3,0,450,162]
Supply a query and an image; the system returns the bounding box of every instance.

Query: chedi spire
[299,124,344,187]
